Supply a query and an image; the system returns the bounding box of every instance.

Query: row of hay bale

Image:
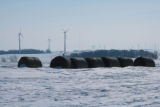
[18,56,155,68]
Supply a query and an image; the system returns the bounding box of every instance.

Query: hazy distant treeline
[69,50,158,59]
[0,49,48,54]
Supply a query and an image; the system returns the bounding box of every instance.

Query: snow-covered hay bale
[118,57,134,67]
[18,57,42,68]
[71,57,88,69]
[50,56,71,68]
[1,57,6,63]
[85,57,105,68]
[101,57,120,67]
[10,55,17,62]
[134,56,155,67]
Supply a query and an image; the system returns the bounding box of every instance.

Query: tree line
[0,49,49,54]
[69,49,158,59]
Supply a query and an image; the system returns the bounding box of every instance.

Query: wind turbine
[63,30,68,56]
[18,28,23,54]
[47,38,51,53]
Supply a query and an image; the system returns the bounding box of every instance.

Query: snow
[0,54,160,107]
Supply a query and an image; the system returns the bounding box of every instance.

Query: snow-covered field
[0,54,160,107]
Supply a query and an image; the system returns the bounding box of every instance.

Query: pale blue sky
[0,0,160,51]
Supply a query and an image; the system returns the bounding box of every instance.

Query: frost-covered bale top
[85,57,105,68]
[50,56,71,68]
[134,56,155,67]
[101,57,120,67]
[118,57,134,67]
[70,57,88,69]
[18,56,42,68]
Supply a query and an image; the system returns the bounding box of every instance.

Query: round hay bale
[70,57,88,69]
[18,57,42,68]
[1,57,6,62]
[50,56,71,68]
[134,56,155,67]
[118,57,134,67]
[101,57,120,67]
[85,57,105,68]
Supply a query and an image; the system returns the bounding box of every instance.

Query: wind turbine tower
[63,30,68,56]
[48,38,51,52]
[18,29,23,54]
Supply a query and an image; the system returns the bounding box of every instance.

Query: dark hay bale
[118,57,134,67]
[101,57,120,67]
[18,57,42,68]
[134,56,155,67]
[50,56,71,68]
[70,57,88,69]
[85,57,105,68]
